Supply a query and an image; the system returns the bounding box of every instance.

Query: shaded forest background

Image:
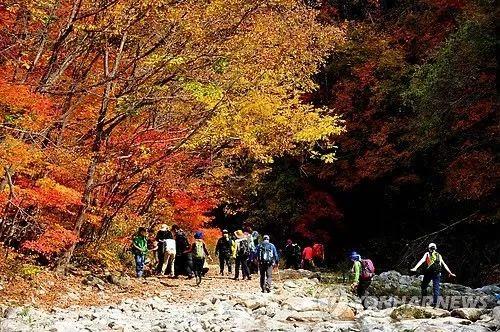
[211,0,499,287]
[0,0,497,287]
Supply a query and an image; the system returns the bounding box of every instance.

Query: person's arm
[132,237,144,252]
[441,257,456,277]
[411,253,428,271]
[215,239,220,256]
[203,242,211,258]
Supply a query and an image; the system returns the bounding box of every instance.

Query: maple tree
[0,0,344,268]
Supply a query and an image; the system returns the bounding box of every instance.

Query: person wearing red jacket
[312,243,325,267]
[301,246,315,270]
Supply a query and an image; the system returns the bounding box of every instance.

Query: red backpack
[360,259,375,280]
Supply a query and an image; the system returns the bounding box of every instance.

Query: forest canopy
[0,0,497,285]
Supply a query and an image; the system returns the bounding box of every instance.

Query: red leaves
[453,100,495,130]
[445,151,497,201]
[171,188,217,230]
[22,224,78,258]
[295,190,343,243]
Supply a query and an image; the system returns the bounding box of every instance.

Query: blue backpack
[258,243,274,263]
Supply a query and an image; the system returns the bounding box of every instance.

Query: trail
[0,268,499,332]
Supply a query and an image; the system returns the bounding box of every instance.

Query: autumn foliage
[0,0,344,268]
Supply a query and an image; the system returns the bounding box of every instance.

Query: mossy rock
[390,304,450,320]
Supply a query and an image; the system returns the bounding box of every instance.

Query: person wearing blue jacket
[256,235,279,293]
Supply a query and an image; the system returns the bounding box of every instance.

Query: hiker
[257,235,279,293]
[247,230,260,274]
[132,227,148,278]
[230,234,237,267]
[284,239,301,269]
[233,230,251,280]
[301,245,315,270]
[215,229,233,275]
[350,251,375,297]
[312,242,325,267]
[172,224,194,278]
[156,224,174,275]
[191,231,211,285]
[411,243,456,306]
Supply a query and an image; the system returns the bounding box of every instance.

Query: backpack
[194,240,205,259]
[360,259,375,281]
[426,252,441,274]
[176,232,190,252]
[238,239,249,256]
[258,243,274,264]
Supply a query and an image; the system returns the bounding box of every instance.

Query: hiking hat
[350,251,361,261]
[160,224,169,231]
[194,231,203,239]
[222,229,228,234]
[234,230,245,239]
[263,235,270,240]
[428,243,437,249]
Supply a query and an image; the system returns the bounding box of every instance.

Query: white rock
[286,310,331,322]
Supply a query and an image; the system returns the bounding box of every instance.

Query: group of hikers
[132,226,455,306]
[132,226,278,291]
[350,242,456,307]
[282,240,325,270]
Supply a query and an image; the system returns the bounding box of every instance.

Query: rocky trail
[1,269,499,332]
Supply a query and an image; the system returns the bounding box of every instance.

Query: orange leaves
[0,78,55,130]
[171,188,217,230]
[22,224,78,258]
[25,178,82,211]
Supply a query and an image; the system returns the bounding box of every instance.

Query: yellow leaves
[25,0,57,24]
[183,81,224,107]
[189,88,344,162]
[0,135,44,172]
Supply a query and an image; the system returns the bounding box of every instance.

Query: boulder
[492,306,500,322]
[0,319,31,332]
[390,304,450,320]
[330,302,356,321]
[451,308,485,322]
[393,317,476,332]
[3,307,19,319]
[106,274,128,287]
[475,285,500,296]
[83,275,106,288]
[281,297,328,312]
